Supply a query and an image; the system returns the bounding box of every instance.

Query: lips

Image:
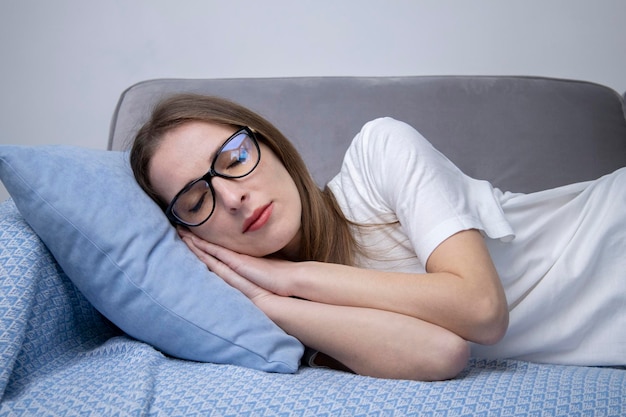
[242,203,273,233]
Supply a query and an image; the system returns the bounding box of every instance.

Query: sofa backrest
[109,76,626,193]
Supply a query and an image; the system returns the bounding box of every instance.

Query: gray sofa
[1,76,625,416]
[110,76,626,193]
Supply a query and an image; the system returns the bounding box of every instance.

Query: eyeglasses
[165,127,261,227]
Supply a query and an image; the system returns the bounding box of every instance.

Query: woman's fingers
[181,234,272,302]
[178,229,292,297]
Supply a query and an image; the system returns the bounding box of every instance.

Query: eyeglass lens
[214,132,259,177]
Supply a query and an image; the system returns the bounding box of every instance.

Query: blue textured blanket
[0,200,624,416]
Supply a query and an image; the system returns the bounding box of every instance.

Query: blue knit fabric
[1,200,624,416]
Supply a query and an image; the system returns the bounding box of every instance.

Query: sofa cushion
[0,145,303,373]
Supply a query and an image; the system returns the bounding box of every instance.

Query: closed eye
[188,192,207,214]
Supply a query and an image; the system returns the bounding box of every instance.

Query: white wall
[1,0,625,201]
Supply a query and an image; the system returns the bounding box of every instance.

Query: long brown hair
[130,93,357,265]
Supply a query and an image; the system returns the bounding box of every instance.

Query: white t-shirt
[327,117,626,366]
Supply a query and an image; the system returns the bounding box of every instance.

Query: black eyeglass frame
[164,127,261,227]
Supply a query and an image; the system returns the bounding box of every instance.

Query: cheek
[288,183,302,220]
[191,214,232,245]
[284,175,302,215]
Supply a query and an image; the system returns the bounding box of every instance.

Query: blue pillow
[0,145,303,373]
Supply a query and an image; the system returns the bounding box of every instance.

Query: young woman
[131,94,625,381]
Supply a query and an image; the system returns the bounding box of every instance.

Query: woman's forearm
[287,231,508,345]
[290,261,507,345]
[259,295,469,381]
[285,230,508,345]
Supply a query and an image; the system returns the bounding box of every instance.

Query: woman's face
[149,121,303,259]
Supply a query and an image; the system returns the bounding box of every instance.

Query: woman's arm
[292,229,509,345]
[182,232,469,381]
[182,228,508,346]
[308,118,511,344]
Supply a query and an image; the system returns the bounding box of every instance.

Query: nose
[212,177,247,212]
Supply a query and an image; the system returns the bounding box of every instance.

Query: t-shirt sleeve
[337,117,514,265]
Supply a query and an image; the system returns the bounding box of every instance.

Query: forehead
[149,121,237,199]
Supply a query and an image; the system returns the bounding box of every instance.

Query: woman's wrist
[288,260,320,300]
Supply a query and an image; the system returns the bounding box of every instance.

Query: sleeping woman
[130,93,626,381]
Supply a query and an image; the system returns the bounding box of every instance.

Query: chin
[250,241,294,259]
[232,245,279,258]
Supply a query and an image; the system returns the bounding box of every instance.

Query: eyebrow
[174,152,214,196]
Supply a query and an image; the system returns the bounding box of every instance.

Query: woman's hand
[178,228,298,301]
[179,228,276,306]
